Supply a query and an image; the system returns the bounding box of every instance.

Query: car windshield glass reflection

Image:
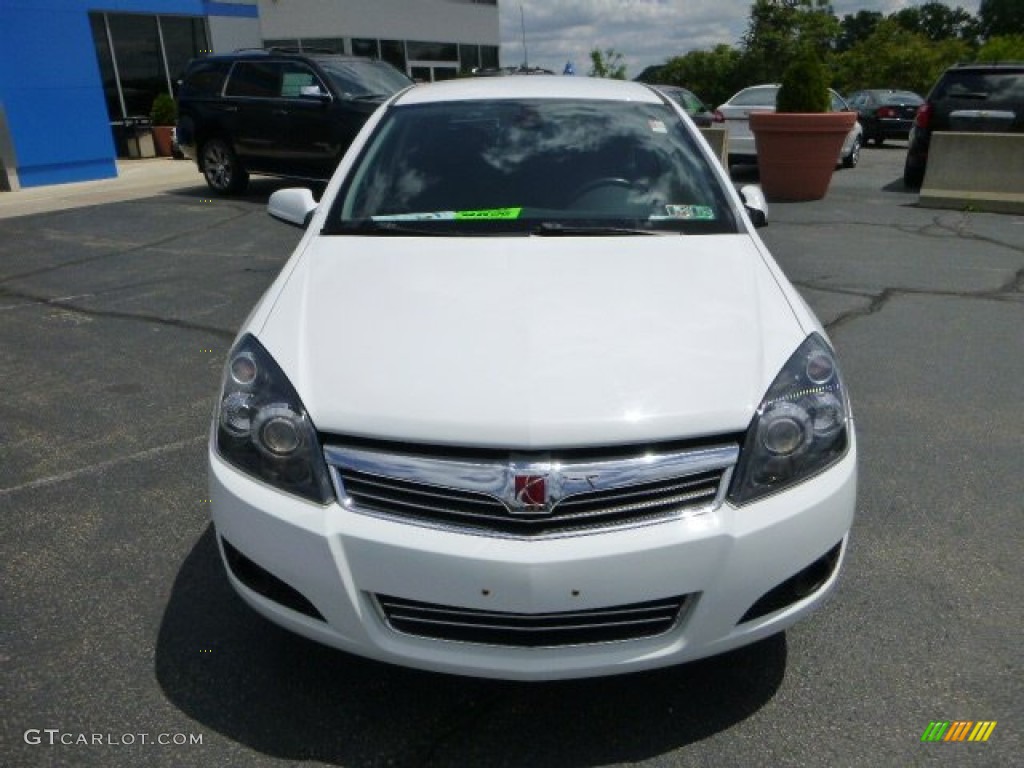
[320,59,412,99]
[330,98,739,235]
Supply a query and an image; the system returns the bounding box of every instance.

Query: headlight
[214,334,333,504]
[728,333,851,505]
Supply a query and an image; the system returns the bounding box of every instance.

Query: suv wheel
[903,157,925,189]
[842,136,861,169]
[201,138,249,194]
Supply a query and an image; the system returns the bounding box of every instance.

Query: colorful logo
[921,721,997,743]
[513,474,548,512]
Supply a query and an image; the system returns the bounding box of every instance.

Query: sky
[498,1,984,77]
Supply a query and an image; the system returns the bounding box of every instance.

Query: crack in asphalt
[0,435,207,496]
[0,203,257,286]
[0,285,236,338]
[802,267,1024,333]
[782,209,1024,333]
[781,212,1024,255]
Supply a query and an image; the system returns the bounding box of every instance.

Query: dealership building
[0,1,500,190]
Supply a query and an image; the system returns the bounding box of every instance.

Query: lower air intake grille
[375,594,691,647]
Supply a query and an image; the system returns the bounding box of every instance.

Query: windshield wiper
[328,219,449,236]
[531,222,658,236]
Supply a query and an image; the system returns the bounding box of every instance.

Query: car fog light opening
[220,391,256,438]
[230,351,258,387]
[729,334,851,505]
[253,405,304,458]
[760,402,812,457]
[215,335,333,504]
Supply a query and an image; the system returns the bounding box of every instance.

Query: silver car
[714,84,863,168]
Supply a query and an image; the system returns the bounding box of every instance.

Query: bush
[776,49,830,113]
[150,93,177,126]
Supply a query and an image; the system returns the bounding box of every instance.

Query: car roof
[393,76,665,106]
[652,84,694,93]
[202,49,371,64]
[946,61,1024,71]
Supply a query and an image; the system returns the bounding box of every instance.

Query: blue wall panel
[0,0,254,188]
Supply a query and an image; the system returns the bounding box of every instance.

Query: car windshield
[318,59,412,99]
[882,92,922,105]
[729,86,778,107]
[934,71,1024,105]
[329,97,739,235]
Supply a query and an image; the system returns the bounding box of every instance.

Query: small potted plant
[149,93,177,158]
[749,48,856,201]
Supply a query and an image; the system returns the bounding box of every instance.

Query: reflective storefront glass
[89,12,209,123]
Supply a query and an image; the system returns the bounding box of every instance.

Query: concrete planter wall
[750,111,856,201]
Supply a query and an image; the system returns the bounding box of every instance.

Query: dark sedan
[846,89,923,145]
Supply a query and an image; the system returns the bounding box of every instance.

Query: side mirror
[268,188,318,228]
[299,85,330,102]
[739,184,768,228]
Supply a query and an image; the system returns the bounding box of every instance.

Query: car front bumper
[208,436,857,680]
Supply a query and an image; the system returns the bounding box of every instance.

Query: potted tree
[149,93,177,158]
[749,49,855,201]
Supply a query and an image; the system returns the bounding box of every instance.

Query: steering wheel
[569,177,635,202]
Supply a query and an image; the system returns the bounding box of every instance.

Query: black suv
[176,50,413,194]
[904,62,1024,188]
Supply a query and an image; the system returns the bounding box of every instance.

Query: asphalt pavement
[1,146,1021,767]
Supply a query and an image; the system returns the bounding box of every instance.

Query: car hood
[256,235,807,448]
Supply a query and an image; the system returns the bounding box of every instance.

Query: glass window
[332,98,739,235]
[180,59,230,97]
[318,59,412,97]
[480,46,499,69]
[161,16,209,87]
[406,41,458,62]
[225,62,281,98]
[263,39,300,50]
[380,40,406,71]
[279,63,325,98]
[730,86,778,107]
[459,44,480,73]
[89,13,122,120]
[108,13,163,117]
[352,39,379,58]
[300,38,345,53]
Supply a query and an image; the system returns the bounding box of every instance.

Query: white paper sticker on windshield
[648,119,667,134]
[662,204,716,220]
[371,211,456,221]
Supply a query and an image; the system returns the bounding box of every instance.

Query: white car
[715,83,863,168]
[209,76,857,681]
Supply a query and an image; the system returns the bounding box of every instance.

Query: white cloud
[500,0,982,77]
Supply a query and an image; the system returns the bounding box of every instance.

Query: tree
[976,34,1024,62]
[891,2,979,43]
[589,48,627,79]
[656,45,743,107]
[635,64,665,83]
[979,0,1024,39]
[740,0,839,84]
[831,19,970,95]
[837,10,883,52]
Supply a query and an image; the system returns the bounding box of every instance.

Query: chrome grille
[375,594,692,647]
[325,441,738,537]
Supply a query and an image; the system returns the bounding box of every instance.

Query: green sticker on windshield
[454,207,522,220]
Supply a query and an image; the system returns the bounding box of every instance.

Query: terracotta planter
[152,125,175,157]
[750,112,857,201]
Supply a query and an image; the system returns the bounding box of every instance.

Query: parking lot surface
[2,146,1021,767]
